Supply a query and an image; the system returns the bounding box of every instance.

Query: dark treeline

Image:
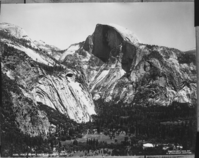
[93,98,196,152]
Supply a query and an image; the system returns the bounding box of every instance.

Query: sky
[1,2,195,51]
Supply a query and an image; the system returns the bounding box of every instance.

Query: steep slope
[0,23,96,124]
[98,44,197,106]
[89,24,196,106]
[89,25,196,106]
[60,23,196,107]
[1,72,50,137]
[0,23,62,60]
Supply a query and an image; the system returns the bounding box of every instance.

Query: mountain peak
[0,23,28,39]
[106,23,139,44]
[88,24,138,64]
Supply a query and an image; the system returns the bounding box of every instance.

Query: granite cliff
[1,23,196,138]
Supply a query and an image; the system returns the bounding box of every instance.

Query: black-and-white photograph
[0,1,196,157]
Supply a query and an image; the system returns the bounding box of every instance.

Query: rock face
[1,23,197,136]
[1,23,96,125]
[88,24,196,106]
[61,23,196,107]
[92,24,139,66]
[2,71,50,137]
[91,44,196,106]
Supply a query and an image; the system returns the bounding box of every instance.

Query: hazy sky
[1,2,195,51]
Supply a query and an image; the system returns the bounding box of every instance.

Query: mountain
[0,23,96,126]
[0,23,62,60]
[60,23,197,107]
[1,22,196,140]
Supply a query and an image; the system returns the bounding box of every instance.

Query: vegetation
[91,99,196,154]
[178,50,196,65]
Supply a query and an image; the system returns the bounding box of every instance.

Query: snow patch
[90,69,110,91]
[6,42,55,66]
[59,44,80,62]
[0,23,28,39]
[108,23,139,44]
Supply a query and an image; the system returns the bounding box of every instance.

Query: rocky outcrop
[2,72,50,137]
[32,71,96,122]
[0,23,62,60]
[94,44,197,106]
[59,23,196,107]
[0,24,96,124]
[80,24,196,106]
[91,24,138,71]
